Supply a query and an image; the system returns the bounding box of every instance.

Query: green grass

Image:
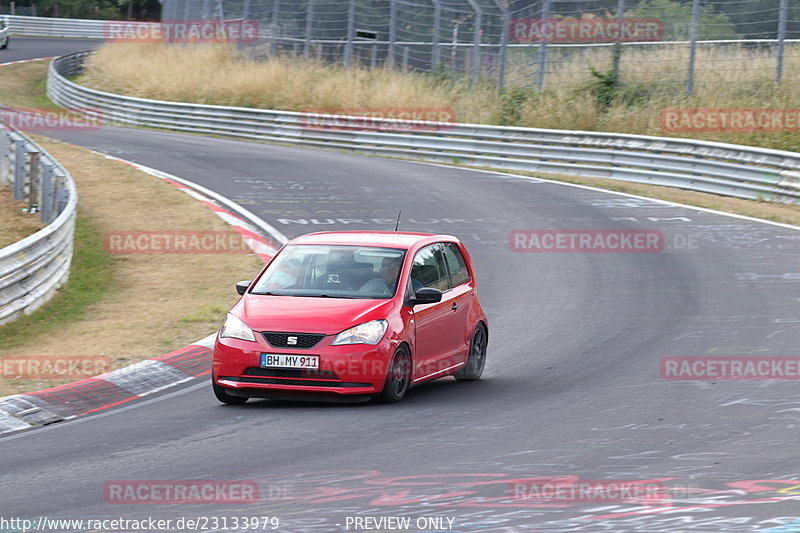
[0,61,114,348]
[0,211,114,349]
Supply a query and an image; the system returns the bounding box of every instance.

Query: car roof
[288,231,458,249]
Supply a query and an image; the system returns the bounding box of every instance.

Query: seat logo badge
[287,336,298,345]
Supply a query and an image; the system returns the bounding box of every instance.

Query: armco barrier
[0,120,77,325]
[1,15,265,40]
[2,14,155,39]
[48,51,800,204]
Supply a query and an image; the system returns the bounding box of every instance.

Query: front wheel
[0,37,8,50]
[455,324,487,381]
[376,345,412,403]
[213,381,248,405]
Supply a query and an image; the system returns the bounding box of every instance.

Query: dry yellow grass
[81,42,800,152]
[80,42,499,123]
[507,43,800,151]
[0,187,45,248]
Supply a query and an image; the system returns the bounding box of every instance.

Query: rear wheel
[213,381,248,405]
[376,345,412,403]
[455,324,487,380]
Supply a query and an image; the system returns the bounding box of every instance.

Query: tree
[626,0,741,40]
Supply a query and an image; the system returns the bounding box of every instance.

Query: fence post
[0,131,8,187]
[612,0,626,82]
[55,171,68,216]
[465,0,482,85]
[535,0,552,91]
[388,0,397,68]
[13,139,25,201]
[304,0,314,59]
[270,0,280,56]
[776,0,788,84]
[40,161,54,223]
[344,0,355,68]
[431,0,441,68]
[685,0,700,96]
[489,0,509,89]
[28,151,40,213]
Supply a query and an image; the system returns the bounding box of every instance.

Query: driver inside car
[358,256,403,296]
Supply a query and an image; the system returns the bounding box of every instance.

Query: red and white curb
[0,155,288,435]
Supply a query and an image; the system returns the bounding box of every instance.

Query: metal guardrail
[49,51,800,204]
[1,15,266,40]
[0,121,77,325]
[1,14,120,38]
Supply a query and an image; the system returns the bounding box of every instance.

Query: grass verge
[0,62,52,247]
[0,60,264,396]
[79,42,800,152]
[0,136,264,397]
[0,209,113,349]
[0,187,45,248]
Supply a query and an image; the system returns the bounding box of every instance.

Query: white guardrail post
[47,51,800,205]
[0,121,77,325]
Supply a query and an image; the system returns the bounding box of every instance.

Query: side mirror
[410,287,443,306]
[235,280,251,296]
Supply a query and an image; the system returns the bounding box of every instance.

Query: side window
[410,244,449,292]
[442,243,470,286]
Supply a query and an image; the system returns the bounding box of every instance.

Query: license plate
[260,353,319,370]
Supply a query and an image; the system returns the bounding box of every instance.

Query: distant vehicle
[0,19,9,49]
[213,231,488,404]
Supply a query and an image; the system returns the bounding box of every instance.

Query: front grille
[243,367,338,380]
[262,332,325,349]
[223,376,370,388]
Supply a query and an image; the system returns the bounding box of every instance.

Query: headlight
[219,313,256,342]
[331,320,388,346]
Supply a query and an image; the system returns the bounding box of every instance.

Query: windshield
[251,244,406,299]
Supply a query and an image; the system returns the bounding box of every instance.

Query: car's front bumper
[213,334,397,397]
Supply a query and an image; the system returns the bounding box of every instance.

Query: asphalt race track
[1,39,799,533]
[0,36,102,63]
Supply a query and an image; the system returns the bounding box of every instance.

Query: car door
[409,243,461,381]
[440,242,474,365]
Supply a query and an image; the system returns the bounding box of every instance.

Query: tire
[0,37,8,50]
[376,345,412,403]
[455,324,487,381]
[213,381,248,405]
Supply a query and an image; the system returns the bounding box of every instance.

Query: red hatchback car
[213,231,488,404]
